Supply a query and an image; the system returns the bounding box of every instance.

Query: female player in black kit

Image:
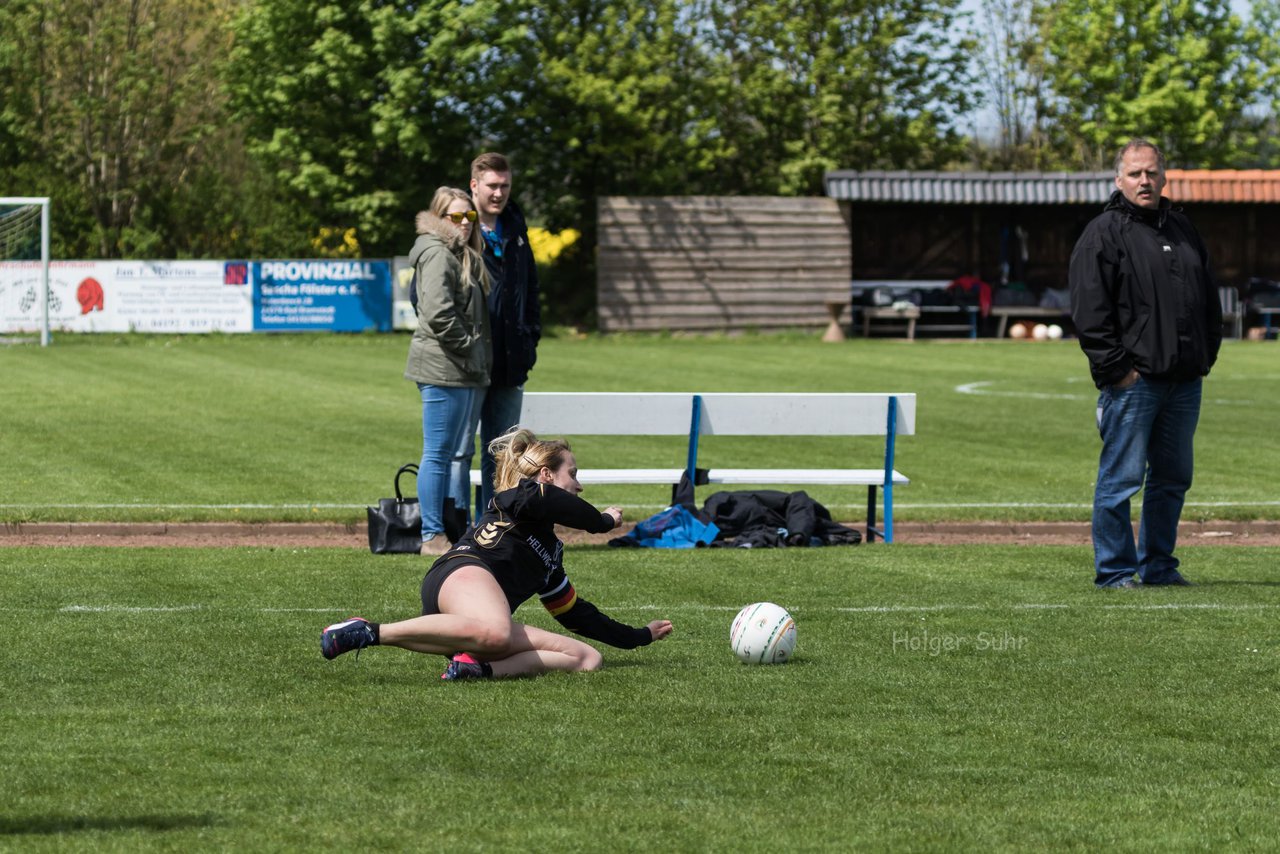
[321,428,674,679]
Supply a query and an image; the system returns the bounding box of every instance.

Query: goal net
[0,196,51,345]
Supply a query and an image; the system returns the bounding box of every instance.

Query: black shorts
[419,554,494,615]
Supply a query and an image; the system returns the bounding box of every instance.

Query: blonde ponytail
[489,427,571,492]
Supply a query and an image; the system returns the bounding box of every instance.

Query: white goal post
[0,196,51,346]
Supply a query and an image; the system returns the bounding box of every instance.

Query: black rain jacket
[480,199,541,387]
[1068,190,1222,388]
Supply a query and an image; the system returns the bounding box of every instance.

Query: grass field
[2,332,1278,523]
[5,544,1278,851]
[3,332,1278,851]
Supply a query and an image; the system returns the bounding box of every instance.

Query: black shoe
[1145,574,1195,587]
[321,617,375,660]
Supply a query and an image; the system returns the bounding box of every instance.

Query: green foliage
[5,544,1280,848]
[0,0,235,256]
[536,235,593,328]
[222,0,508,257]
[704,0,976,193]
[1,334,1276,524]
[1032,0,1263,168]
[8,0,1280,267]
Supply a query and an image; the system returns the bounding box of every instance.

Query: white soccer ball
[730,602,797,664]
[1047,323,1064,340]
[1032,323,1049,340]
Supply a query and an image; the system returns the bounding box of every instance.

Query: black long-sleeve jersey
[434,479,653,649]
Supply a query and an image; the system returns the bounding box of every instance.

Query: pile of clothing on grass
[609,487,861,549]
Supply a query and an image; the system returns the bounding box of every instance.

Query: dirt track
[3,520,1280,548]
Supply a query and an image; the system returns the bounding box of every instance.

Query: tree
[1034,0,1263,168]
[223,0,526,257]
[702,0,977,194]
[970,0,1061,169]
[0,0,233,257]
[476,0,718,323]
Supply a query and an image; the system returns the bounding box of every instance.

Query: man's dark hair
[471,152,511,179]
[1114,138,1166,175]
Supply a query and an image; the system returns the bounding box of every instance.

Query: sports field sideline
[2,333,1278,524]
[3,333,1278,850]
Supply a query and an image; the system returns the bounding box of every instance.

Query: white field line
[837,603,1280,613]
[60,604,204,613]
[44,602,1280,615]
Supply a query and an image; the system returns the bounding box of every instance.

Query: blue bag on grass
[608,503,719,549]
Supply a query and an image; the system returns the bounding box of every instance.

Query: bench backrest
[697,393,914,436]
[518,393,698,435]
[518,392,915,437]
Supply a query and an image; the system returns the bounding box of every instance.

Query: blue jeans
[417,383,476,540]
[1092,376,1201,587]
[449,384,524,518]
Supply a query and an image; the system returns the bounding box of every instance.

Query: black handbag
[366,463,422,554]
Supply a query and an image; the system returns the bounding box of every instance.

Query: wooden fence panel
[597,196,851,332]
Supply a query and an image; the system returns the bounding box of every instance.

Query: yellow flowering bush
[527,227,580,266]
[310,226,361,258]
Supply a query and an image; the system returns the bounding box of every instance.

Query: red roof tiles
[1164,170,1280,203]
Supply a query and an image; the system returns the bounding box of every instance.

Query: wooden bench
[470,392,916,542]
[851,280,978,339]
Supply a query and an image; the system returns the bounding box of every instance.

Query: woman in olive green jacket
[404,187,492,554]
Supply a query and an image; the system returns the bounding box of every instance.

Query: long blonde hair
[429,186,489,294]
[489,427,571,492]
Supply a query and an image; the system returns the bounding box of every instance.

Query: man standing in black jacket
[1069,138,1222,589]
[449,153,542,521]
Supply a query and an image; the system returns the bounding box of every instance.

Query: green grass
[4,543,1278,851]
[2,332,1277,523]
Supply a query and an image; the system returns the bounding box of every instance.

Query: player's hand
[647,620,673,641]
[604,506,623,527]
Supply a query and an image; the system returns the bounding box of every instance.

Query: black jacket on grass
[1068,191,1222,388]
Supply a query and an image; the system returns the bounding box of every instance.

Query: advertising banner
[0,260,253,334]
[392,256,415,331]
[253,260,391,332]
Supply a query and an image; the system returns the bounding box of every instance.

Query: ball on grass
[1032,323,1049,340]
[1047,324,1063,340]
[1008,322,1028,339]
[730,602,797,665]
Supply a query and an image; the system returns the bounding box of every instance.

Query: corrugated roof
[825,169,1280,204]
[824,170,1114,204]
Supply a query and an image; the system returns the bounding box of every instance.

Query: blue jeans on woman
[417,383,476,541]
[449,384,524,519]
[1092,376,1201,587]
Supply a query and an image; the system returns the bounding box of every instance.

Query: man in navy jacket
[1069,138,1222,589]
[450,153,542,521]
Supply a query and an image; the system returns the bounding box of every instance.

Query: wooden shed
[595,172,1280,335]
[596,196,850,332]
[822,169,1280,291]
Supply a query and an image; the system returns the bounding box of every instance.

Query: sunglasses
[444,210,478,224]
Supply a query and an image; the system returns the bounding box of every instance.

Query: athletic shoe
[321,617,375,660]
[441,652,492,681]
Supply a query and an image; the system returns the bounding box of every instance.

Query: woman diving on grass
[322,428,674,679]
